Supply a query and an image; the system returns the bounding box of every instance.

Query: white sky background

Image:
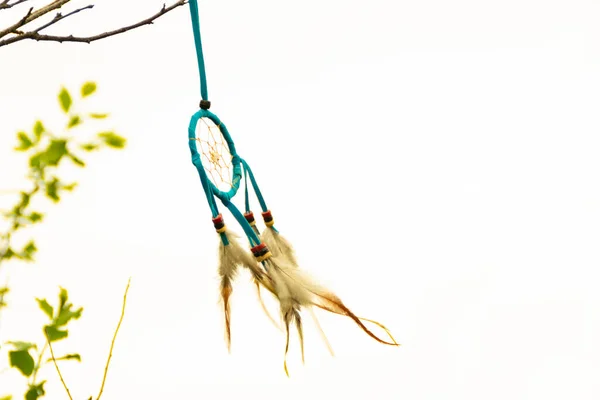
[1,0,600,398]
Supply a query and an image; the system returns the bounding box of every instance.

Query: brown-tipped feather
[282,306,304,376]
[283,310,292,377]
[293,308,305,364]
[220,277,233,352]
[355,316,399,345]
[314,292,399,346]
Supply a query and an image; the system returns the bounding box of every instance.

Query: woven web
[193,117,233,192]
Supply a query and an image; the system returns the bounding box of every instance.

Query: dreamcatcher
[186,0,398,375]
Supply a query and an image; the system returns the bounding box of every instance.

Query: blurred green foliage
[0,82,126,400]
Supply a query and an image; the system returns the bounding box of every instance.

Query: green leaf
[67,115,82,128]
[44,139,68,166]
[19,241,37,261]
[44,325,68,342]
[29,153,42,169]
[81,81,97,97]
[67,153,85,167]
[58,287,68,310]
[89,113,109,119]
[33,120,45,140]
[52,287,83,327]
[58,87,72,113]
[54,304,83,327]
[0,394,13,400]
[46,353,81,363]
[1,248,15,261]
[97,132,126,149]
[24,241,35,252]
[15,132,33,151]
[6,341,36,351]
[20,191,31,208]
[80,142,99,152]
[36,298,54,319]
[28,212,44,223]
[0,287,8,308]
[61,182,78,191]
[9,350,35,376]
[25,381,45,400]
[45,178,59,202]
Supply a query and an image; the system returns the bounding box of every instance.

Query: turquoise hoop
[188,109,242,202]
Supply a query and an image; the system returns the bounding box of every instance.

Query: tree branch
[0,0,30,11]
[0,0,72,39]
[0,1,187,48]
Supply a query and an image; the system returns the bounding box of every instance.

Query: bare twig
[0,0,30,10]
[0,0,72,39]
[96,277,131,400]
[0,1,187,48]
[46,336,74,400]
[33,4,94,34]
[0,6,33,39]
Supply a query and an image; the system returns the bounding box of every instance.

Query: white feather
[261,227,298,267]
[218,240,238,279]
[217,230,267,351]
[221,229,266,280]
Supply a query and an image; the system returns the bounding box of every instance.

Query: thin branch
[0,1,187,47]
[0,0,30,11]
[0,0,72,39]
[33,4,94,33]
[96,277,131,400]
[0,6,32,39]
[46,336,74,400]
[29,341,47,386]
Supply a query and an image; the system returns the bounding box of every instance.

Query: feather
[265,255,399,347]
[295,309,305,364]
[261,227,298,267]
[217,238,238,352]
[263,258,302,376]
[217,229,273,350]
[312,292,399,346]
[253,241,399,375]
[282,304,303,377]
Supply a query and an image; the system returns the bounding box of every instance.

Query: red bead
[261,210,273,222]
[251,243,267,253]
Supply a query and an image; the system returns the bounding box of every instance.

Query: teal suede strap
[188,0,209,101]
